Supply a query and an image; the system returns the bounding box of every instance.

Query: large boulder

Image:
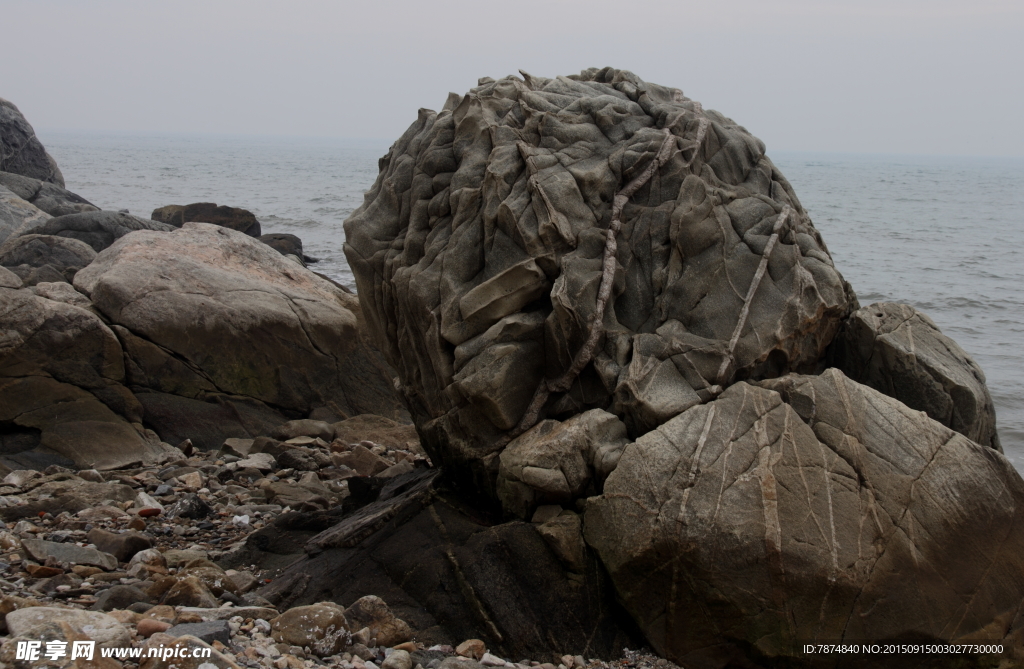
[0,184,51,245]
[344,67,856,502]
[0,98,64,187]
[585,369,1024,667]
[828,301,1001,450]
[17,210,175,252]
[74,222,397,421]
[152,202,261,237]
[0,284,169,470]
[0,171,98,217]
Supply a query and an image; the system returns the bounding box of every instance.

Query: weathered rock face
[75,222,376,419]
[585,369,1024,667]
[0,284,169,470]
[152,202,261,237]
[828,302,1001,450]
[0,98,65,187]
[344,67,855,501]
[0,171,98,217]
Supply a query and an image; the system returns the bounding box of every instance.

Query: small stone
[128,517,147,531]
[87,527,154,561]
[383,651,413,669]
[72,565,103,577]
[168,493,213,519]
[90,584,151,611]
[560,656,574,669]
[78,469,105,482]
[2,470,40,487]
[392,642,417,652]
[166,619,232,645]
[481,655,506,667]
[345,595,412,647]
[26,564,63,578]
[180,471,204,489]
[456,639,486,660]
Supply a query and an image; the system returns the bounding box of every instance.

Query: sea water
[38,132,1024,471]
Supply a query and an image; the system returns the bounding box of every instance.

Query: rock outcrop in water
[343,68,1023,667]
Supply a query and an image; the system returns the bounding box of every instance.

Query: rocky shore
[1,423,670,669]
[4,67,1024,669]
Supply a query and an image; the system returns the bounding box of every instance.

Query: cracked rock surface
[344,68,1023,668]
[344,67,856,502]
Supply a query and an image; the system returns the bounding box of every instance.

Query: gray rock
[0,286,170,471]
[30,281,93,307]
[0,265,20,288]
[87,527,153,561]
[166,620,232,645]
[0,171,98,217]
[0,233,97,282]
[497,409,627,519]
[74,222,375,418]
[0,98,64,187]
[0,184,51,245]
[19,210,174,252]
[22,537,117,570]
[91,584,152,611]
[152,202,261,237]
[167,493,213,519]
[343,68,855,505]
[828,301,1001,450]
[585,369,1024,667]
[259,233,303,258]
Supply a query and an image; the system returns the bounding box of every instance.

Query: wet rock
[86,527,153,562]
[259,232,304,259]
[586,370,1024,667]
[152,202,261,237]
[0,98,65,186]
[828,301,1001,450]
[270,602,350,656]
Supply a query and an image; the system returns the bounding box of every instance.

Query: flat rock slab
[22,538,118,571]
[166,620,232,645]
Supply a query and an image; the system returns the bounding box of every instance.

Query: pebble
[0,431,681,669]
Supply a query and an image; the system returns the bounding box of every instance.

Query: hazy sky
[4,0,1023,156]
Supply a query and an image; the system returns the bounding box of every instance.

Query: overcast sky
[4,0,1023,157]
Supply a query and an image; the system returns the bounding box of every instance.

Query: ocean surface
[38,131,1024,472]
